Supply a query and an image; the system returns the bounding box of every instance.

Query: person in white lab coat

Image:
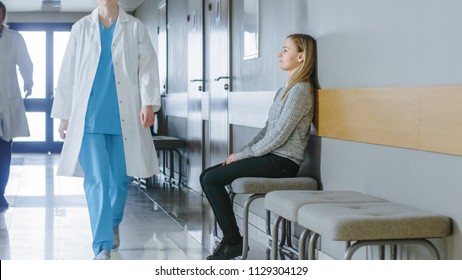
[51,0,161,260]
[0,1,34,213]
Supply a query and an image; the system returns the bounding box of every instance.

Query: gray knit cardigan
[234,82,314,165]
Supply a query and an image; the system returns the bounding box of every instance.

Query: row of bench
[227,177,452,260]
[146,135,453,259]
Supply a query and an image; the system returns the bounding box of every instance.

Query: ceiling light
[41,0,61,11]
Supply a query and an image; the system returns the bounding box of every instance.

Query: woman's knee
[200,171,214,192]
[200,167,225,192]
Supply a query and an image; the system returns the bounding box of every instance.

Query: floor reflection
[2,154,270,260]
[0,213,11,259]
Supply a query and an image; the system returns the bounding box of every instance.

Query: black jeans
[0,139,12,207]
[200,153,299,244]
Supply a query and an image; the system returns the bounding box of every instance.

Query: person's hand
[222,154,237,165]
[140,105,154,128]
[24,86,32,98]
[58,120,69,140]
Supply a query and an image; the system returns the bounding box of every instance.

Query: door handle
[214,76,229,81]
[190,79,203,91]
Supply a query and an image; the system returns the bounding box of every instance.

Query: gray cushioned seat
[228,177,318,194]
[223,176,318,260]
[298,202,452,241]
[265,190,386,259]
[297,202,452,259]
[265,190,386,222]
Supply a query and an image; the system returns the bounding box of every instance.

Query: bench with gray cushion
[135,136,187,188]
[213,136,321,259]
[297,201,452,260]
[265,190,387,259]
[223,177,318,259]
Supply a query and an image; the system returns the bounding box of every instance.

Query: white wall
[305,0,462,259]
[307,0,462,89]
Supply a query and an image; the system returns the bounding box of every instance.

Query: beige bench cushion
[228,177,318,194]
[265,191,386,222]
[298,202,452,241]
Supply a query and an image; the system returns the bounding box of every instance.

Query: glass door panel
[15,112,46,142]
[9,23,72,153]
[16,31,47,99]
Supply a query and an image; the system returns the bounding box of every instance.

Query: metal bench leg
[298,228,311,260]
[169,150,174,183]
[391,245,397,260]
[240,194,265,260]
[161,151,167,176]
[280,219,287,247]
[308,232,320,260]
[286,220,293,248]
[271,215,284,260]
[266,210,271,237]
[379,245,385,260]
[345,239,441,260]
[175,149,182,186]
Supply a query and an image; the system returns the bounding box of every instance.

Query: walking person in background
[200,34,317,260]
[51,0,161,260]
[0,1,34,213]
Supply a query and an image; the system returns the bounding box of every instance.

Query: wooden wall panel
[419,87,462,155]
[317,85,462,156]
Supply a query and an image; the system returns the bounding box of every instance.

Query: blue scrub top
[84,20,122,135]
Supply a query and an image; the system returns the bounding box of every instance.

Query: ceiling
[2,0,146,13]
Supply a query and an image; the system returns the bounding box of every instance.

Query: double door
[186,0,230,190]
[8,23,71,153]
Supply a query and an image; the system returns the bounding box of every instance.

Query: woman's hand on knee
[222,154,237,165]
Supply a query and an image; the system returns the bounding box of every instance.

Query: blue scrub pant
[79,133,130,255]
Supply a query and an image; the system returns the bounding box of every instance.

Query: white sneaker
[112,227,120,251]
[93,250,111,260]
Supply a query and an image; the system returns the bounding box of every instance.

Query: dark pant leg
[200,154,299,244]
[0,139,12,207]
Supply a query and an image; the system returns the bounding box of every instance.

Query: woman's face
[279,37,303,75]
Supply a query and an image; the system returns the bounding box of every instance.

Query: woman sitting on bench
[200,33,317,260]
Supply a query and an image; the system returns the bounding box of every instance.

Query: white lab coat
[51,8,161,178]
[0,26,33,141]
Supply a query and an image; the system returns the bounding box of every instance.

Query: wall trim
[228,91,276,128]
[164,92,188,118]
[317,84,462,156]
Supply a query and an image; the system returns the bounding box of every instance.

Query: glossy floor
[0,154,271,260]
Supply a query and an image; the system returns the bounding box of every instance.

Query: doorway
[206,0,230,166]
[187,0,205,190]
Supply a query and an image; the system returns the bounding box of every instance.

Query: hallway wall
[9,0,460,259]
[135,0,462,259]
[304,0,462,260]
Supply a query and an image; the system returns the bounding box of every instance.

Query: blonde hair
[281,34,316,100]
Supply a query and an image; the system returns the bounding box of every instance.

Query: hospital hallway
[0,153,271,260]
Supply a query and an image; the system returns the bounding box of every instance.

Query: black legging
[200,153,299,244]
[0,139,12,207]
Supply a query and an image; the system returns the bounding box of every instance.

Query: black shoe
[206,239,245,260]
